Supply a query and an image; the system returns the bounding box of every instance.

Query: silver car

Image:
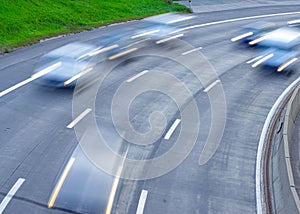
[33,42,101,87]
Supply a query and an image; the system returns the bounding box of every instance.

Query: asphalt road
[1,4,300,214]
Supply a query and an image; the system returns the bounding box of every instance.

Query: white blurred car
[131,13,194,43]
[249,27,300,72]
[32,42,102,87]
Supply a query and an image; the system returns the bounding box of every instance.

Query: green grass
[0,0,188,53]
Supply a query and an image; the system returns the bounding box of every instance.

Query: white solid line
[0,62,61,98]
[0,178,25,214]
[136,190,148,214]
[173,11,300,33]
[0,78,34,97]
[126,70,149,83]
[204,80,221,93]
[181,47,203,55]
[67,108,92,129]
[164,119,181,140]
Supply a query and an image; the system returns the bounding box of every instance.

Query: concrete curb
[256,76,300,214]
[283,85,300,212]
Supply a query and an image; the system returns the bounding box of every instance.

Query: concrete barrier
[259,83,300,213]
[282,85,300,212]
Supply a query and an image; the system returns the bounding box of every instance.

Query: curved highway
[1,3,300,214]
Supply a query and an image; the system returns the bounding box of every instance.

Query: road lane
[1,4,300,214]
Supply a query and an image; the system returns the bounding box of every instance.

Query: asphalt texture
[1,3,300,214]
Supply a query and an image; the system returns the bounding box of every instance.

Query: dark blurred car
[231,21,276,44]
[33,42,101,87]
[249,27,300,72]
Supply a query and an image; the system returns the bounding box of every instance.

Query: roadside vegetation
[0,0,188,53]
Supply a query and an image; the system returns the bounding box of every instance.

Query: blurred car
[231,21,276,44]
[88,13,194,62]
[131,13,192,42]
[287,19,300,27]
[98,31,150,61]
[33,42,101,87]
[248,27,300,72]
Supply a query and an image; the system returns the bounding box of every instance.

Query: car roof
[45,42,97,58]
[260,27,300,49]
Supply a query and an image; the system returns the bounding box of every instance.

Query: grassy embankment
[0,0,188,53]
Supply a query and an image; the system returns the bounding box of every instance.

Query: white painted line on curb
[136,190,148,214]
[164,119,181,140]
[181,47,203,55]
[0,178,25,214]
[204,80,221,93]
[67,108,92,129]
[126,70,149,83]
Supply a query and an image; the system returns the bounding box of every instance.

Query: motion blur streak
[231,32,254,42]
[105,148,128,214]
[246,55,263,64]
[277,57,298,72]
[156,33,184,44]
[31,62,62,79]
[124,38,150,49]
[249,35,269,45]
[88,44,119,56]
[64,67,93,86]
[166,16,194,24]
[131,30,160,39]
[48,157,75,209]
[0,62,61,97]
[288,19,300,25]
[108,48,138,60]
[252,53,274,67]
[104,166,122,214]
